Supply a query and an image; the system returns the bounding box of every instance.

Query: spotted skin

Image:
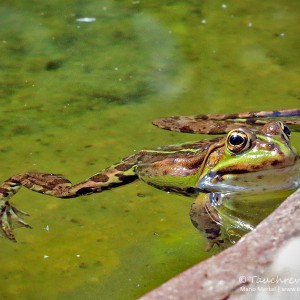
[0,109,299,249]
[153,108,300,134]
[0,154,140,240]
[189,194,224,250]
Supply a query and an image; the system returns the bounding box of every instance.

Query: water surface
[0,1,299,299]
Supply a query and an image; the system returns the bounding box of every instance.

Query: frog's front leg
[0,154,139,241]
[190,193,224,251]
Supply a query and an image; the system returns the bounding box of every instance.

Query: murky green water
[0,0,299,299]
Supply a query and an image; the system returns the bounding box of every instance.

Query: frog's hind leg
[0,154,139,241]
[65,157,138,198]
[190,193,224,251]
[0,179,34,241]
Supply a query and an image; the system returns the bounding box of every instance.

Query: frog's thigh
[190,193,223,250]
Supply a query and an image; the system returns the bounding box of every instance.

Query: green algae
[0,0,299,299]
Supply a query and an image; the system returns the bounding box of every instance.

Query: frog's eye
[226,130,251,154]
[279,122,291,141]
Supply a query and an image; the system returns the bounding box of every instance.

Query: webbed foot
[0,200,31,241]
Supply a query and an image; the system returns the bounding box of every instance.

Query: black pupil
[283,124,291,137]
[229,133,244,146]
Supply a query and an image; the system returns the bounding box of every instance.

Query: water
[0,0,299,299]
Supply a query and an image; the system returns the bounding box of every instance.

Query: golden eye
[226,130,251,154]
[279,121,291,141]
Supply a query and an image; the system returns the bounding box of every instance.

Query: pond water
[0,0,299,299]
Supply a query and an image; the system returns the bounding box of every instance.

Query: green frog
[0,108,299,249]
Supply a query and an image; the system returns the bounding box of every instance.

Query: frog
[0,108,299,250]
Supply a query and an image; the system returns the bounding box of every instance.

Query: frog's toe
[205,238,225,251]
[9,206,31,229]
[0,201,31,241]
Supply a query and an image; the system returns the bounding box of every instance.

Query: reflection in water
[133,13,190,98]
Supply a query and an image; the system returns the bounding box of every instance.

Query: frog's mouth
[198,163,300,193]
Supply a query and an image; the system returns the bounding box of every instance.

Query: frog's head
[198,121,299,193]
